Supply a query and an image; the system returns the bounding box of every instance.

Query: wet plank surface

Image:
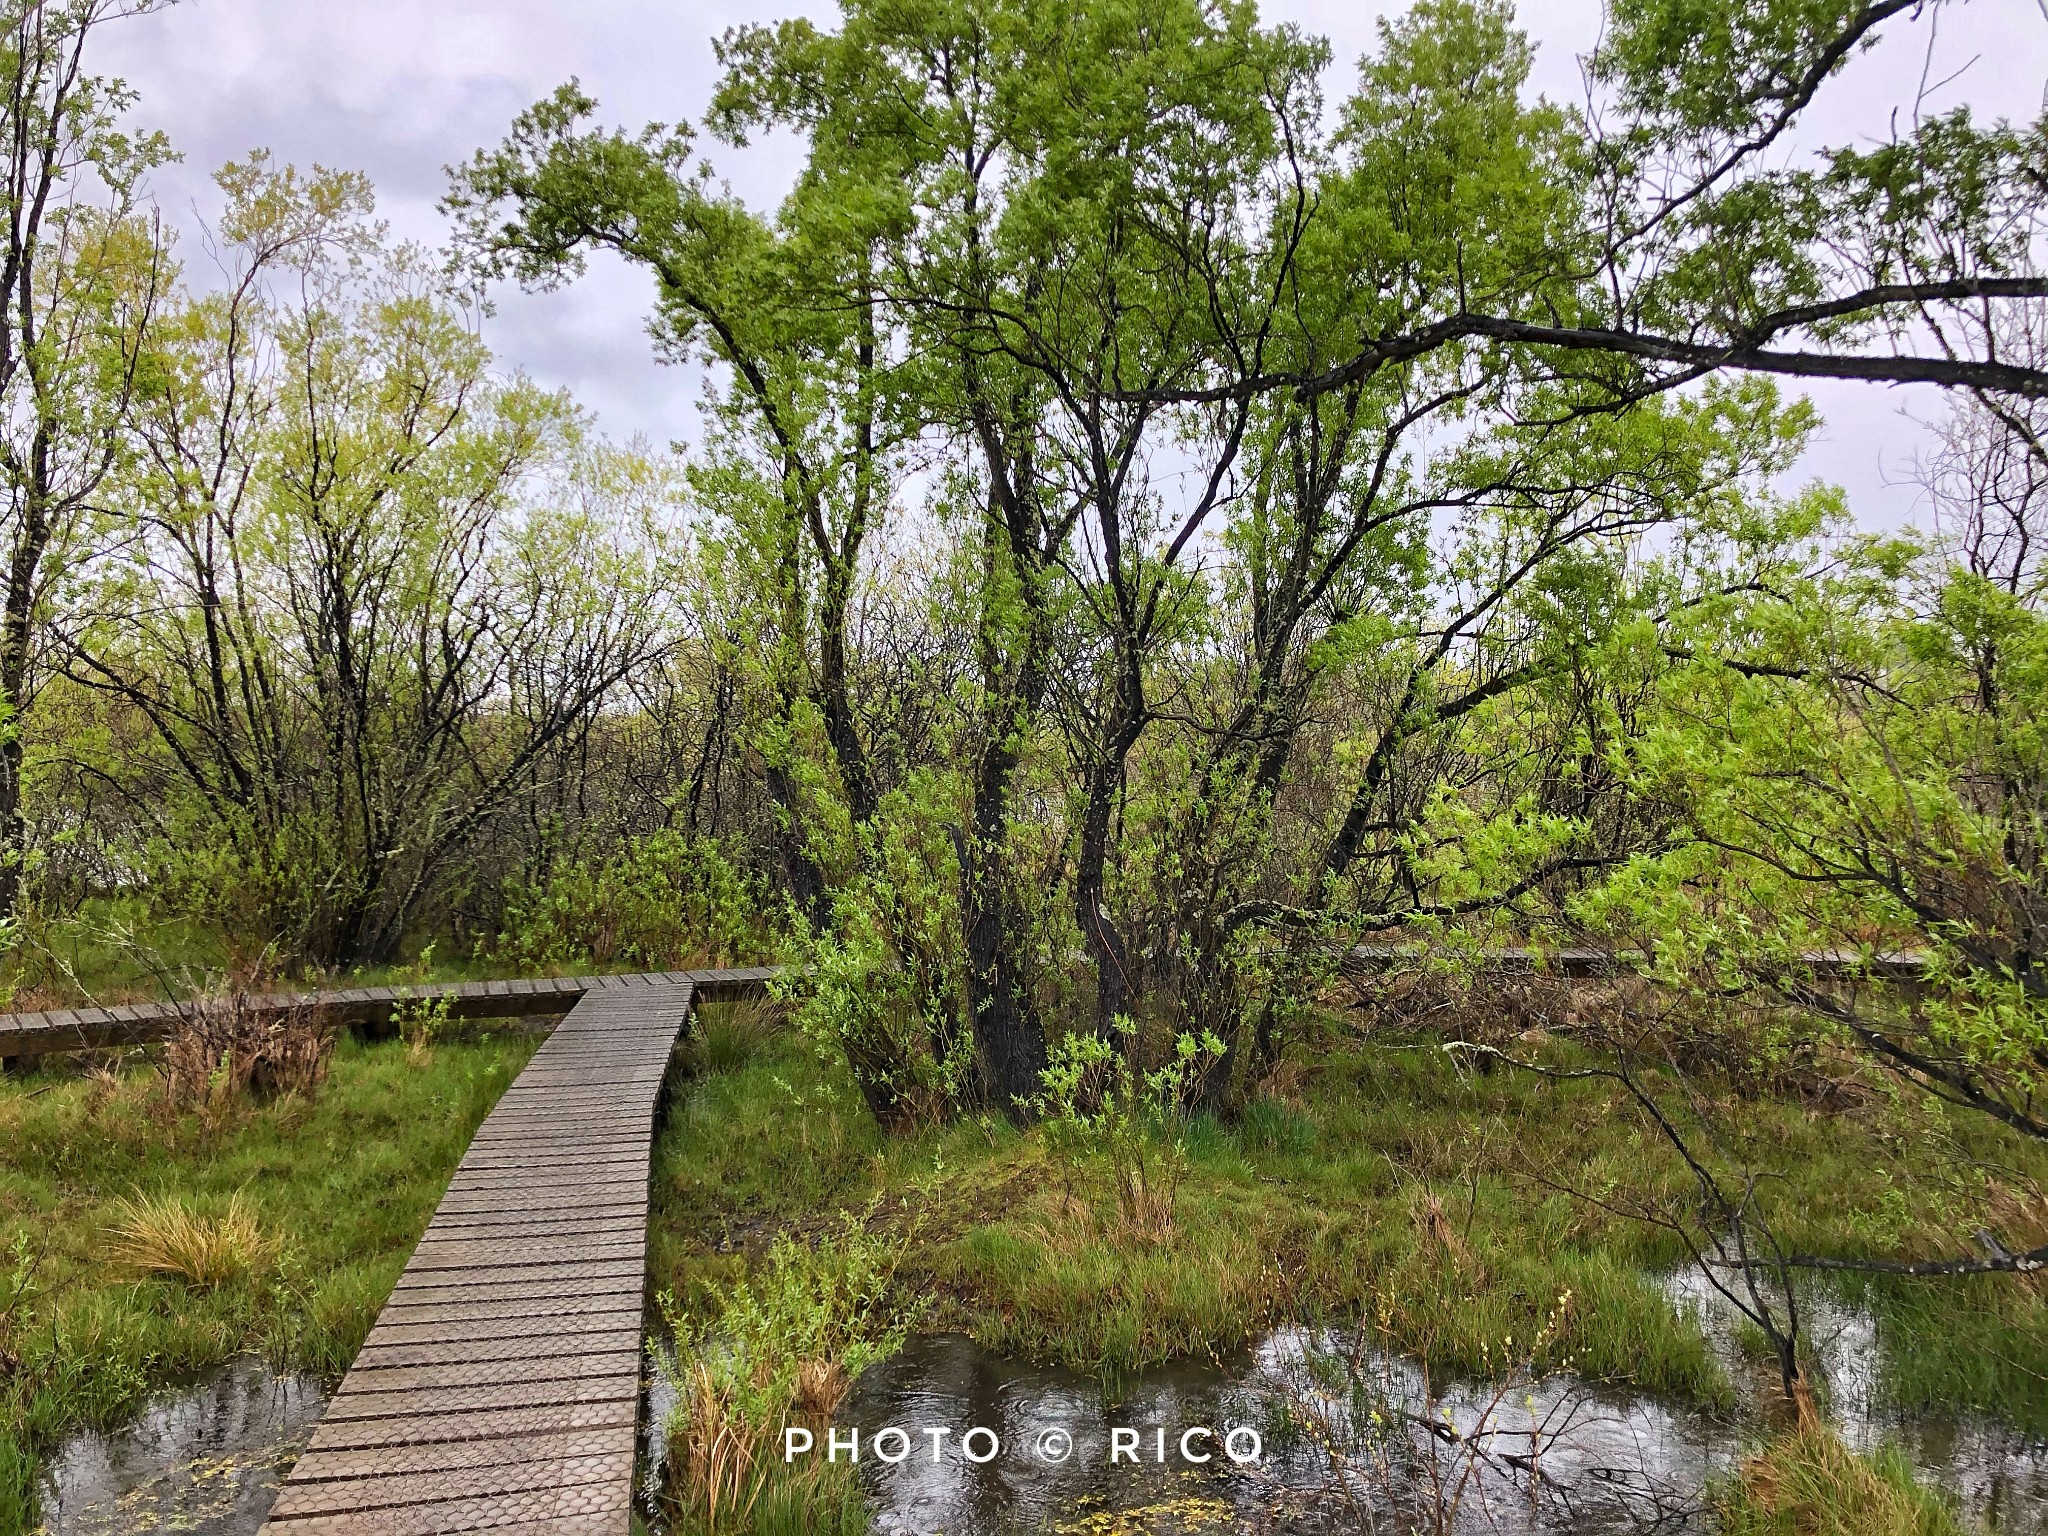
[258,981,711,1536]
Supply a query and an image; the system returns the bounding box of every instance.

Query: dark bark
[957,391,1064,1112]
[0,482,47,916]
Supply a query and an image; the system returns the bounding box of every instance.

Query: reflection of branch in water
[1251,1329,1707,1533]
[1410,1402,1704,1531]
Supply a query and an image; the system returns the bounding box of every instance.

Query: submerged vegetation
[0,0,2045,1531]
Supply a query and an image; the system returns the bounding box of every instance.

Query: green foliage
[0,1031,533,1509]
[497,831,765,973]
[1032,1025,1225,1241]
[784,774,977,1126]
[1567,385,2048,1152]
[657,1209,917,1432]
[652,1210,914,1533]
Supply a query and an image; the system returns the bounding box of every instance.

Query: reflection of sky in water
[844,1330,1731,1535]
[33,1270,2048,1536]
[843,1283,2048,1536]
[1665,1269,2048,1534]
[35,1357,324,1536]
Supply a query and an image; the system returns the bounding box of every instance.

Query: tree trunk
[0,494,51,919]
[962,728,1046,1114]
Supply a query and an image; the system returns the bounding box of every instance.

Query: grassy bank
[649,1004,2048,1523]
[4,993,2041,1535]
[0,1029,533,1528]
[1718,1427,1970,1536]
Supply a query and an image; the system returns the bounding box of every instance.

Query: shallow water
[1665,1269,2048,1533]
[839,1329,1735,1534]
[33,1358,325,1536]
[834,1285,2048,1535]
[35,1273,2048,1536]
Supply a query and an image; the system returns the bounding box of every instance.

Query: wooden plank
[261,983,698,1536]
[0,965,772,1058]
[283,1426,633,1485]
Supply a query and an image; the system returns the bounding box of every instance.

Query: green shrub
[1032,1025,1225,1242]
[652,1211,916,1533]
[497,831,763,972]
[788,909,970,1130]
[785,772,983,1129]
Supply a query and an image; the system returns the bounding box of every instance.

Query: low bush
[161,990,335,1110]
[497,831,763,973]
[652,1210,919,1533]
[1032,1025,1225,1242]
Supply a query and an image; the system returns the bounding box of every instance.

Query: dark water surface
[35,1278,2048,1535]
[33,1358,325,1535]
[835,1307,2048,1536]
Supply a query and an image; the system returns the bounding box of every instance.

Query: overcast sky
[96,0,2048,534]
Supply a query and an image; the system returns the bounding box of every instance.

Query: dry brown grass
[790,1356,848,1419]
[673,1360,765,1532]
[1411,1189,1487,1286]
[161,988,334,1112]
[100,1191,278,1288]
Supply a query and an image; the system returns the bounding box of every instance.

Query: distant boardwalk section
[251,969,771,1536]
[0,966,775,1060]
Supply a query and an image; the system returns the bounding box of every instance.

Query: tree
[67,158,672,966]
[0,0,169,916]
[1568,318,2048,1275]
[446,75,922,931]
[1147,0,2048,409]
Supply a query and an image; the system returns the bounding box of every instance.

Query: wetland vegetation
[2,0,2047,1531]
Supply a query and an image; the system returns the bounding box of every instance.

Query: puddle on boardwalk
[33,1357,325,1536]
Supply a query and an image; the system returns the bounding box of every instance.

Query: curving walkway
[257,970,770,1535]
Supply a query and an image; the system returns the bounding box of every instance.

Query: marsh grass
[1720,1426,1967,1536]
[0,1028,535,1526]
[695,996,786,1074]
[648,1012,2048,1425]
[101,1191,278,1288]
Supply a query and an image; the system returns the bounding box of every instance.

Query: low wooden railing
[0,945,1931,1064]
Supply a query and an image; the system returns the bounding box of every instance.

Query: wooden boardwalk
[0,966,773,1061]
[257,971,768,1535]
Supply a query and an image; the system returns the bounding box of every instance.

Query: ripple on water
[34,1358,325,1536]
